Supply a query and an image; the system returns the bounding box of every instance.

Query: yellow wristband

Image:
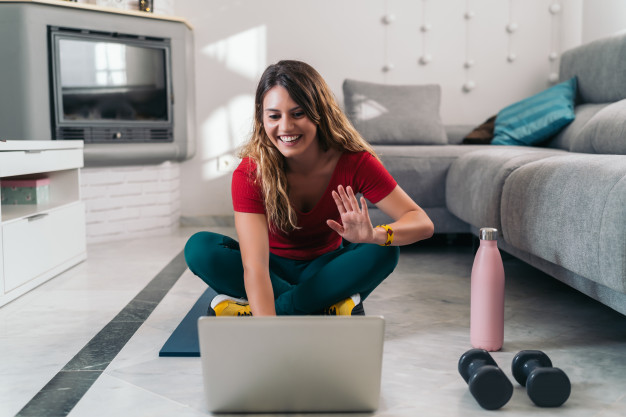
[376,224,394,246]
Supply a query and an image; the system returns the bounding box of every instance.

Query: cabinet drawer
[0,148,83,177]
[2,203,86,292]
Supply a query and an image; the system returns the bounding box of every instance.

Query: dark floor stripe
[16,250,188,417]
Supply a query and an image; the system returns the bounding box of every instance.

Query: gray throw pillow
[343,79,447,145]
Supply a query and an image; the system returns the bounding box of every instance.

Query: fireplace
[0,1,195,166]
[49,27,174,144]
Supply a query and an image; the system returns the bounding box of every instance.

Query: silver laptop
[197,316,385,413]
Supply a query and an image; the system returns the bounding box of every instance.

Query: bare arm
[327,185,434,246]
[234,211,276,316]
[372,185,434,245]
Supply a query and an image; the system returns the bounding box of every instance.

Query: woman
[185,60,434,316]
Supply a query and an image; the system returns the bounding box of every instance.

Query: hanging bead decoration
[506,0,517,63]
[462,0,476,93]
[382,63,395,72]
[418,0,432,66]
[548,2,562,83]
[382,14,396,25]
[381,0,394,73]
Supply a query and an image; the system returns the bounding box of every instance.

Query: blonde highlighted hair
[239,60,379,233]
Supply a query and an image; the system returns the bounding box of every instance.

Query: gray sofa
[345,33,626,316]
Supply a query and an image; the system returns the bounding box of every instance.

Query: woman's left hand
[326,185,376,244]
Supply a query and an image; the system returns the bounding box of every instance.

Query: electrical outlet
[217,154,239,171]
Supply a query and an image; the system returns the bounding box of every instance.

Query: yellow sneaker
[208,294,252,316]
[323,294,365,316]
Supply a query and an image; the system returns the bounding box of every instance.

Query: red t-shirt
[232,151,397,260]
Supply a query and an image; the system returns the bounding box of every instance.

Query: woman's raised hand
[326,185,376,244]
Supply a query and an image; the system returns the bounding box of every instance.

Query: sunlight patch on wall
[202,25,267,80]
[201,94,255,180]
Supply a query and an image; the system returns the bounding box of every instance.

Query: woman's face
[262,85,319,160]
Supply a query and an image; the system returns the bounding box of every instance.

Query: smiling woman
[184,60,434,317]
[262,86,320,159]
[243,60,386,233]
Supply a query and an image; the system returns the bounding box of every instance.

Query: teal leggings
[184,232,400,315]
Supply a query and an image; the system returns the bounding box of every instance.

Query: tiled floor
[1,227,625,416]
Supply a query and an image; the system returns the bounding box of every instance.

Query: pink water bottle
[470,227,505,351]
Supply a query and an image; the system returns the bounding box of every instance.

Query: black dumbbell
[458,348,513,410]
[512,350,571,407]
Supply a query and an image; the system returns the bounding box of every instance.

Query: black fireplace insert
[49,26,173,143]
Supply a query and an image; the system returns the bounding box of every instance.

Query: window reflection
[95,43,127,86]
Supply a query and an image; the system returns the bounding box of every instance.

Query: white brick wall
[81,161,181,244]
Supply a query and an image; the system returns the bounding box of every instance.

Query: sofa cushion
[545,103,608,151]
[559,32,626,104]
[343,79,447,145]
[492,77,577,146]
[501,154,626,293]
[446,147,566,232]
[446,125,476,145]
[573,99,626,155]
[444,125,474,145]
[373,145,485,208]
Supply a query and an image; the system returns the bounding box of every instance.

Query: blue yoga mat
[159,287,217,357]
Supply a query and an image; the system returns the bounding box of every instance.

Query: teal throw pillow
[492,77,577,146]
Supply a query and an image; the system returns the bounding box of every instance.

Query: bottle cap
[480,227,498,240]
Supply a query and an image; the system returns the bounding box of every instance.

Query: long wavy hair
[239,60,379,233]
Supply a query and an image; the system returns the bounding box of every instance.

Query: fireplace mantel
[0,0,192,29]
[0,0,196,166]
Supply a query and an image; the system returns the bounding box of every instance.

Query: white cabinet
[0,141,86,306]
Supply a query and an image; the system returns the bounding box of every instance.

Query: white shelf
[0,140,86,306]
[1,168,80,223]
[0,140,84,152]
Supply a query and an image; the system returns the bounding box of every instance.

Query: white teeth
[280,135,301,143]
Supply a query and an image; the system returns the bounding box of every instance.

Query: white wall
[175,0,585,219]
[582,0,626,43]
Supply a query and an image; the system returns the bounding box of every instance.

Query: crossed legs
[184,231,399,315]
